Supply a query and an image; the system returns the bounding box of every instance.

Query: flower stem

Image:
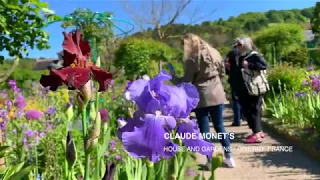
[177,152,188,180]
[94,84,100,179]
[82,108,90,180]
[34,148,38,180]
[64,123,69,179]
[146,160,154,180]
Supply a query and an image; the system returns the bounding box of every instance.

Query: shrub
[281,47,309,66]
[309,49,320,67]
[267,63,306,94]
[114,38,181,79]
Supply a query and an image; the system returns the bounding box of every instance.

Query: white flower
[117,119,127,128]
[142,74,150,80]
[123,91,131,101]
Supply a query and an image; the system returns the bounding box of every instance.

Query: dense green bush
[309,49,320,67]
[281,47,309,66]
[267,63,306,94]
[114,38,181,79]
[0,60,46,89]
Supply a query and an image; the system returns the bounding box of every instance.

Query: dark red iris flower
[40,31,113,92]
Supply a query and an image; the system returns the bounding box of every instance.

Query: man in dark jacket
[225,46,242,126]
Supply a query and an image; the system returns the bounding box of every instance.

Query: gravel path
[195,104,320,180]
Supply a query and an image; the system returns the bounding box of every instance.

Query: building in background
[33,51,63,70]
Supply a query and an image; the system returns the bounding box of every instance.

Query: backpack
[241,51,269,96]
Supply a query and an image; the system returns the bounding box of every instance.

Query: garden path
[195,103,320,180]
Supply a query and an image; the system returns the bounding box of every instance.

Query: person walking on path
[170,33,235,168]
[233,36,268,143]
[225,46,243,126]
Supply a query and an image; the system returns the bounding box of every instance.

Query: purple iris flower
[177,119,212,153]
[125,70,199,118]
[117,112,178,162]
[118,70,214,162]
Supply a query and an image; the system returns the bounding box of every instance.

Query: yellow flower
[56,92,61,97]
[63,96,69,104]
[25,99,41,111]
[48,91,54,97]
[8,111,15,119]
[60,88,68,94]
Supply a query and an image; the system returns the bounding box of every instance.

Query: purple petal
[149,70,172,92]
[126,79,148,102]
[117,113,177,162]
[179,83,199,115]
[177,119,214,157]
[164,86,188,116]
[163,84,199,118]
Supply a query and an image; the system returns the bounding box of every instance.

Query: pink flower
[25,109,43,120]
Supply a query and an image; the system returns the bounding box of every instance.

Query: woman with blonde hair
[233,35,267,143]
[171,33,235,168]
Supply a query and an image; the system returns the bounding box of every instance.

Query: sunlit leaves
[0,0,60,58]
[114,38,181,78]
[253,23,305,62]
[61,8,114,45]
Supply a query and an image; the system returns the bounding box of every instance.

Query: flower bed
[264,66,320,161]
[262,119,320,161]
[0,30,225,180]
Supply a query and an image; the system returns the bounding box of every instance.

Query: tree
[61,8,115,70]
[114,38,181,79]
[301,7,314,19]
[254,23,305,63]
[122,0,216,70]
[311,2,320,36]
[0,0,59,83]
[265,10,283,23]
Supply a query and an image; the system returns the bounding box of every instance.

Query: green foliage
[134,7,313,48]
[254,23,305,63]
[267,63,306,94]
[266,85,320,136]
[281,47,309,66]
[216,46,232,58]
[61,8,116,69]
[0,146,35,180]
[0,0,60,58]
[310,49,320,66]
[0,60,46,89]
[61,8,114,45]
[114,38,181,78]
[311,2,320,35]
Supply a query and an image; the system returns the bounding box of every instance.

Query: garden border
[261,118,320,161]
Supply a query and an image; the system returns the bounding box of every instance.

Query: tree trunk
[0,57,20,83]
[155,25,164,72]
